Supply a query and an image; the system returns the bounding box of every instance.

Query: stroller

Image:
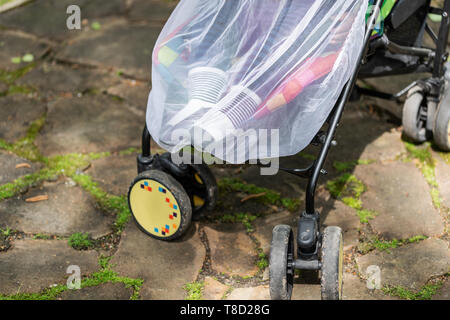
[127,0,450,300]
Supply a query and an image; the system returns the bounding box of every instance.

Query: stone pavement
[0,0,448,300]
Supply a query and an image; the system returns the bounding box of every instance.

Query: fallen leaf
[241,192,267,203]
[25,195,49,203]
[15,163,31,169]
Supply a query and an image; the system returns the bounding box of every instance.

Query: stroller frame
[134,0,449,297]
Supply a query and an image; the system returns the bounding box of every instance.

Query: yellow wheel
[128,170,192,241]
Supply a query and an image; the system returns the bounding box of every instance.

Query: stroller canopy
[147,0,368,163]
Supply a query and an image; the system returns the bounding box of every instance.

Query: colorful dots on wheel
[141,181,152,192]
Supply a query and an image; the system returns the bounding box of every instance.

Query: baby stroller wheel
[177,163,218,221]
[128,170,192,241]
[269,225,295,300]
[433,89,450,152]
[320,226,344,300]
[402,86,428,143]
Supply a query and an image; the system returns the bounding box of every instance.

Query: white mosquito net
[146,0,368,163]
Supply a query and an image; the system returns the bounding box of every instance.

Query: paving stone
[342,272,396,300]
[0,0,127,41]
[203,276,229,300]
[35,94,142,156]
[359,129,406,162]
[0,150,40,185]
[87,154,137,197]
[59,282,133,300]
[354,162,445,239]
[0,95,47,143]
[253,211,298,256]
[329,103,402,165]
[317,188,361,250]
[17,62,120,97]
[110,222,205,300]
[57,21,160,81]
[128,0,177,22]
[435,157,450,209]
[433,278,449,300]
[0,82,7,93]
[356,238,450,291]
[0,179,113,238]
[0,239,99,295]
[226,285,270,300]
[291,282,321,300]
[106,79,150,110]
[204,224,259,278]
[0,30,50,71]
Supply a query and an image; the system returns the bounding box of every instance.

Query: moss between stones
[217,212,259,233]
[68,232,94,250]
[0,256,144,300]
[218,177,300,212]
[382,281,443,300]
[184,281,204,300]
[358,235,428,254]
[333,159,376,172]
[326,173,378,224]
[404,142,442,209]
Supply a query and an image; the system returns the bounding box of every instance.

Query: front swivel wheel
[320,226,344,300]
[269,225,295,300]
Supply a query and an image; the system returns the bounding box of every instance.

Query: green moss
[68,232,93,250]
[0,64,35,85]
[357,209,378,224]
[72,174,130,232]
[184,281,204,300]
[299,152,315,160]
[218,212,258,233]
[0,256,143,300]
[218,177,299,211]
[0,227,12,236]
[333,159,376,172]
[382,282,443,300]
[326,173,365,199]
[404,142,442,209]
[119,147,140,156]
[0,284,67,300]
[256,252,269,271]
[327,174,376,223]
[342,197,362,210]
[33,233,52,240]
[359,235,428,254]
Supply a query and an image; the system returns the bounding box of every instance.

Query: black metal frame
[138,0,450,269]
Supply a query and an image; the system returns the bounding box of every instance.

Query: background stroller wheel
[402,86,428,143]
[433,88,450,152]
[128,170,192,241]
[269,225,295,300]
[320,226,344,300]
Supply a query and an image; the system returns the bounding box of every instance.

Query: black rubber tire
[269,225,295,300]
[402,86,428,143]
[433,88,450,152]
[320,226,344,300]
[128,170,192,241]
[185,164,218,221]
